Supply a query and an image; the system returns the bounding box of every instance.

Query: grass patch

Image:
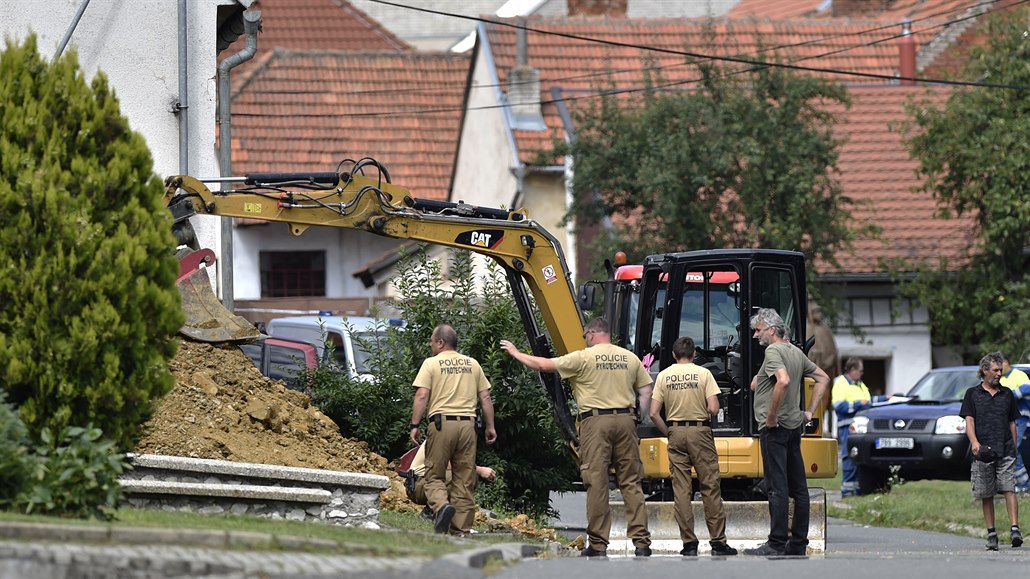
[0,507,541,558]
[829,479,1029,540]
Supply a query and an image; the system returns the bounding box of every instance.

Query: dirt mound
[135,339,415,510]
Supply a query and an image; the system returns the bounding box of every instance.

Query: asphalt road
[495,516,1029,579]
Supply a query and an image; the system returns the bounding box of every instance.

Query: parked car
[265,315,402,382]
[239,337,318,391]
[847,365,1030,494]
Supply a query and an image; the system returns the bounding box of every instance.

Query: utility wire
[251,0,1003,99]
[361,0,1030,89]
[233,0,1030,118]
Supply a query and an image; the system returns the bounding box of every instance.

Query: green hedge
[0,35,182,450]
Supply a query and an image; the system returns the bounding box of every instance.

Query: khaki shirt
[413,350,490,417]
[652,362,720,421]
[553,343,651,412]
[410,443,427,477]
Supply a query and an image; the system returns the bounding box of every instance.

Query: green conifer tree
[0,35,182,449]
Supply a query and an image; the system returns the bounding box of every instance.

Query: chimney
[508,20,546,130]
[898,19,917,86]
[567,0,627,18]
[832,0,887,18]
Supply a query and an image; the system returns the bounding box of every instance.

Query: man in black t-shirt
[959,351,1022,550]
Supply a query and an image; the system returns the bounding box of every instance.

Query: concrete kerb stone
[439,542,545,568]
[0,522,110,543]
[0,521,550,578]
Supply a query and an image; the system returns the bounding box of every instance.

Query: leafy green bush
[19,424,128,520]
[307,246,578,518]
[0,36,182,449]
[0,390,33,507]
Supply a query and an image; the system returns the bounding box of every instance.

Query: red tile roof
[729,0,982,22]
[483,18,974,272]
[230,50,471,201]
[728,0,829,19]
[222,0,408,57]
[825,85,972,273]
[485,16,939,163]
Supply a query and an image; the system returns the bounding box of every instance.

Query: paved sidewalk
[0,521,548,578]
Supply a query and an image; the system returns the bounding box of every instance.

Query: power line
[361,0,1030,88]
[245,0,1021,99]
[232,1,1030,118]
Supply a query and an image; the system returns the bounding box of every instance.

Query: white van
[265,315,401,381]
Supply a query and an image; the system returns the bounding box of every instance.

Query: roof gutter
[217,10,262,312]
[53,0,91,63]
[178,0,189,174]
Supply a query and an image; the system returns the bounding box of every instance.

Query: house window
[260,251,326,297]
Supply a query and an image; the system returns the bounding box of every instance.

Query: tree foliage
[547,51,874,302]
[307,247,577,518]
[899,8,1030,361]
[0,35,183,448]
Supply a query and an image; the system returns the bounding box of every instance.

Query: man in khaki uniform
[649,337,737,557]
[409,324,496,534]
[500,317,653,557]
[403,441,496,514]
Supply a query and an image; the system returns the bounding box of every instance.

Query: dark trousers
[759,425,810,551]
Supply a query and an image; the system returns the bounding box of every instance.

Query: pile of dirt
[135,340,416,512]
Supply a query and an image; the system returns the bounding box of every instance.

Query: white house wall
[835,325,933,397]
[2,0,239,286]
[452,42,518,211]
[233,226,404,299]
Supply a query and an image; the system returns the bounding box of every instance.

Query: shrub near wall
[0,35,182,449]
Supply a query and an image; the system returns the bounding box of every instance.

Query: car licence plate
[876,437,914,449]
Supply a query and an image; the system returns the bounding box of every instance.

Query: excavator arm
[164,164,584,446]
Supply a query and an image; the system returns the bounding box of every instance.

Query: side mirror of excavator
[578,283,596,311]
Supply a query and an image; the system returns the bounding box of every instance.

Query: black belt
[669,420,711,427]
[578,408,633,421]
[436,415,473,421]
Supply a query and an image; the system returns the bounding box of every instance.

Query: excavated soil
[135,339,417,513]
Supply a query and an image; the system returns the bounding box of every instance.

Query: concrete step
[607,488,827,555]
[119,479,332,504]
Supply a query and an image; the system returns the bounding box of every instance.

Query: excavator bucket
[177,248,260,343]
[605,488,827,555]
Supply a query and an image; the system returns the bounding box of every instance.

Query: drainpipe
[53,0,91,63]
[899,19,917,86]
[217,11,262,312]
[177,0,189,175]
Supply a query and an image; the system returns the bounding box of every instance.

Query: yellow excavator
[164,159,835,553]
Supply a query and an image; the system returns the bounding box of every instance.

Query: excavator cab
[604,249,836,499]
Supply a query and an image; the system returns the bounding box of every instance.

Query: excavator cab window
[749,266,802,344]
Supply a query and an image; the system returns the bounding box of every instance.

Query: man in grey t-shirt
[745,308,829,557]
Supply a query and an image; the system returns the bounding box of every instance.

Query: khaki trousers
[578,413,651,551]
[668,425,727,544]
[424,419,477,532]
